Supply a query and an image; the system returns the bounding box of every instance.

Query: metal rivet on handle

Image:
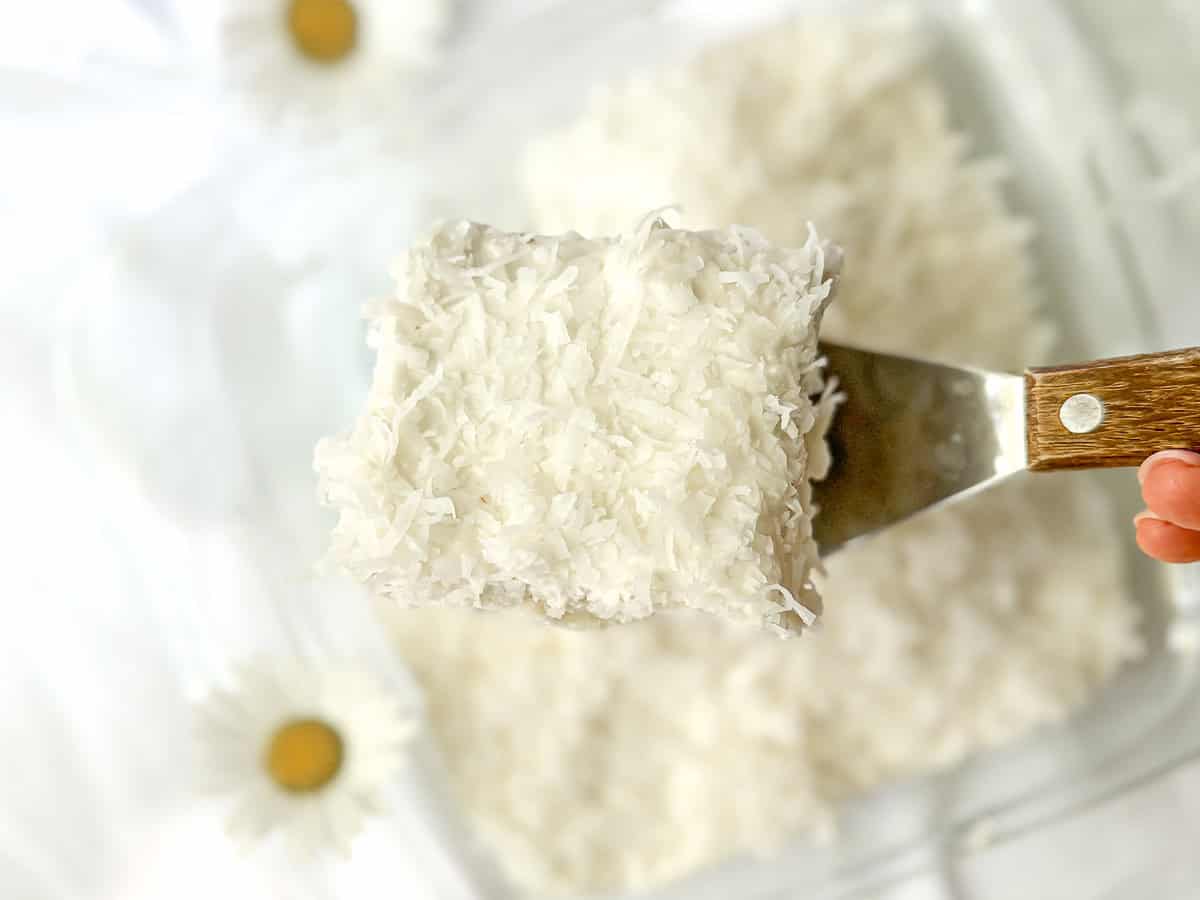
[1059,393,1105,434]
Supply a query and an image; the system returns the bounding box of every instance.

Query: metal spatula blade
[811,342,1200,553]
[812,343,1026,553]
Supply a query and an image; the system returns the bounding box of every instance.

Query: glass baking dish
[407,0,1200,897]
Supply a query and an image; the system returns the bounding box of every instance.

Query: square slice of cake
[315,215,839,633]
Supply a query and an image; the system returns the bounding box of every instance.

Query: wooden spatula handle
[1025,346,1200,471]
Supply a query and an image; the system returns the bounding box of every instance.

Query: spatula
[811,343,1200,552]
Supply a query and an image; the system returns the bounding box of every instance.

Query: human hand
[1135,450,1200,563]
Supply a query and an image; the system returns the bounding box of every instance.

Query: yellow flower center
[286,0,358,64]
[265,719,344,792]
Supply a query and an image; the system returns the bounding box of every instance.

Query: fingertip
[1135,515,1200,564]
[1139,449,1200,485]
[1141,457,1200,531]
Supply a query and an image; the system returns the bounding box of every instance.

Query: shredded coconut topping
[316,215,840,630]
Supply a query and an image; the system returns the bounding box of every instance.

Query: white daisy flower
[196,659,421,854]
[171,0,451,131]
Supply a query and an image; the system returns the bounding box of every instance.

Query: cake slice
[315,214,839,633]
